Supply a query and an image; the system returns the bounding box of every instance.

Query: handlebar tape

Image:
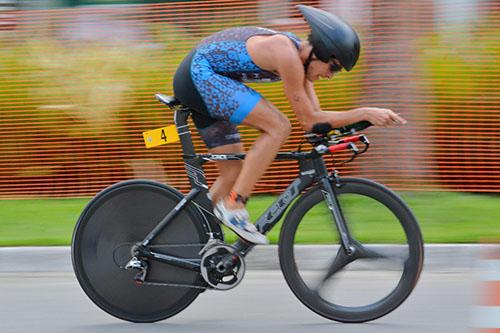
[311,121,373,135]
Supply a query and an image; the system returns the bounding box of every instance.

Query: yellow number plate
[142,125,179,148]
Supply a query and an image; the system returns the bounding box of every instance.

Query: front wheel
[279,177,424,323]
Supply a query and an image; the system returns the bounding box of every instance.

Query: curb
[1,244,499,273]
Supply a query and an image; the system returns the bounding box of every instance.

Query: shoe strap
[228,191,248,205]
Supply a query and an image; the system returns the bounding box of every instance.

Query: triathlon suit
[173,27,301,149]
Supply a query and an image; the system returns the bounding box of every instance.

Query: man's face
[307,57,343,81]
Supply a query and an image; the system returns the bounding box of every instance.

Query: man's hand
[356,107,407,127]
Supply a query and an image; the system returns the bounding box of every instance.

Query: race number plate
[142,125,179,148]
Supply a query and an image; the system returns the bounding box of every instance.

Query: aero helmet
[297,4,360,71]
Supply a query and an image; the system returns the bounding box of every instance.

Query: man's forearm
[308,108,366,130]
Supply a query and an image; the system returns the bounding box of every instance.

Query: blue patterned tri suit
[173,27,301,149]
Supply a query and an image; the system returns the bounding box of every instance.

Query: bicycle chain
[139,280,209,290]
[131,242,210,290]
[147,243,207,248]
[123,240,229,290]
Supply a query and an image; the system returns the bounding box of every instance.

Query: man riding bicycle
[173,4,406,245]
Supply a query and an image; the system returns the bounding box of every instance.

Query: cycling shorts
[173,50,262,149]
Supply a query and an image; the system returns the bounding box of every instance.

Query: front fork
[318,175,354,255]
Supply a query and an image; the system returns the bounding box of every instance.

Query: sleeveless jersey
[193,27,301,83]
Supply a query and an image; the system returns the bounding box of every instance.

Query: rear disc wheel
[72,180,208,322]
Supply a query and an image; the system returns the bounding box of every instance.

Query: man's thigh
[241,99,291,133]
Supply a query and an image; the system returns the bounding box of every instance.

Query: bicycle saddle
[155,94,183,109]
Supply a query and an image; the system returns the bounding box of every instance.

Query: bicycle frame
[132,107,354,272]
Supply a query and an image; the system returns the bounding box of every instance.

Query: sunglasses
[329,59,343,73]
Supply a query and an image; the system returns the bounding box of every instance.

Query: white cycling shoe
[214,200,269,245]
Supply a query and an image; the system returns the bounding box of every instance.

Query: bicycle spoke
[315,241,408,292]
[353,242,385,260]
[317,247,353,288]
[350,237,407,259]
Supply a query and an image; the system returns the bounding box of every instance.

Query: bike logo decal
[321,190,334,210]
[259,179,301,230]
[185,163,208,189]
[210,154,229,160]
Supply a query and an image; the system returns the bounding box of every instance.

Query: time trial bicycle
[71,94,424,323]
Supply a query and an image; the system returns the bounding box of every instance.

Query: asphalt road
[1,269,477,333]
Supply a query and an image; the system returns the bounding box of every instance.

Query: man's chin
[307,75,317,82]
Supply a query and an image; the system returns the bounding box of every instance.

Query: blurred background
[0,3,498,331]
[0,0,498,245]
[0,0,498,195]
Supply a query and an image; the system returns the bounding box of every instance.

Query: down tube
[233,174,314,255]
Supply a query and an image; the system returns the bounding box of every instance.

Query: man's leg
[213,99,290,244]
[223,99,291,210]
[208,143,244,204]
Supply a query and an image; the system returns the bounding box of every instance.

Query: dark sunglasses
[312,55,343,73]
[329,59,343,73]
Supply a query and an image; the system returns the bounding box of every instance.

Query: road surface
[0,269,477,333]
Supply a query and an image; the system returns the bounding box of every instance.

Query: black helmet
[297,4,360,71]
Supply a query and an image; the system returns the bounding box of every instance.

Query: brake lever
[359,135,370,154]
[338,143,360,165]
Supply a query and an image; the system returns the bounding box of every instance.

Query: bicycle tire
[278,177,424,323]
[72,180,209,323]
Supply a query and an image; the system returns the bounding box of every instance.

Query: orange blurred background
[0,0,498,197]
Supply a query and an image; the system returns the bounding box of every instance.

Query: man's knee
[243,99,292,143]
[269,116,292,143]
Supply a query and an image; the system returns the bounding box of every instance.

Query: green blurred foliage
[419,29,499,106]
[2,13,497,194]
[417,17,499,189]
[0,23,193,187]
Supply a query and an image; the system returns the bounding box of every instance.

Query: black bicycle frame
[133,106,354,272]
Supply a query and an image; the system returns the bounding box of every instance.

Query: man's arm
[273,38,406,131]
[277,49,368,131]
[304,80,321,112]
[302,79,407,128]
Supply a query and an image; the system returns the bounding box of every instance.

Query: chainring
[200,244,246,290]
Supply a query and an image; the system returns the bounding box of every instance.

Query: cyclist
[173,4,406,245]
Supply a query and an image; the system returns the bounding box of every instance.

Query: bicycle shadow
[73,320,410,333]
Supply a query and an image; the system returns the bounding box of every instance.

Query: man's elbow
[301,121,313,133]
[299,113,322,133]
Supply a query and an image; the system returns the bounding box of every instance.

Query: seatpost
[174,109,196,157]
[174,109,209,191]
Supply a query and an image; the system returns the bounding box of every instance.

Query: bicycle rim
[279,178,424,322]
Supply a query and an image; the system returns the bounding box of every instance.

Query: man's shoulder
[268,35,300,63]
